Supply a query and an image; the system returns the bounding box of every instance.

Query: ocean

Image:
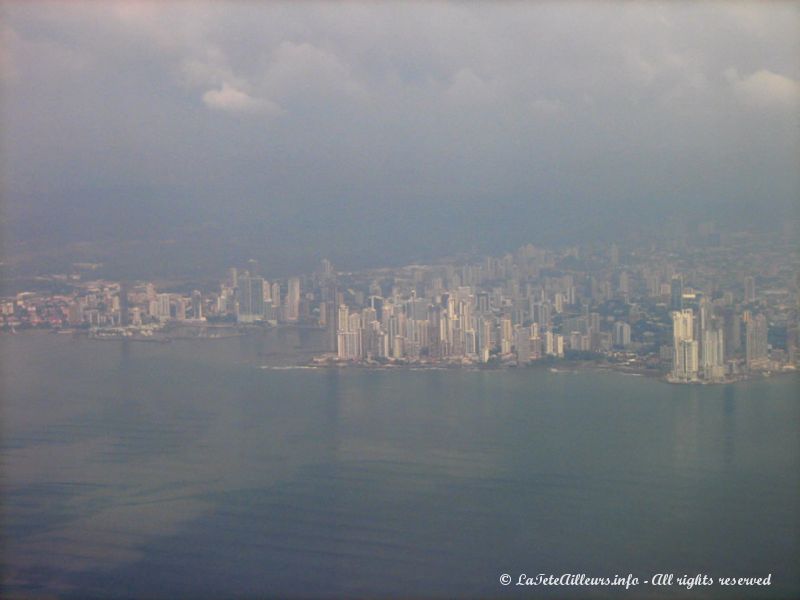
[2,330,798,598]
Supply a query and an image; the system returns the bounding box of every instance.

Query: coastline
[304,354,796,385]
[3,329,795,386]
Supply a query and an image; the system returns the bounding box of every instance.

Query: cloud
[725,68,800,110]
[0,22,91,86]
[445,68,498,106]
[0,25,19,83]
[181,47,237,88]
[262,41,369,103]
[659,71,711,109]
[188,40,368,116]
[2,1,798,249]
[530,98,565,118]
[201,82,283,116]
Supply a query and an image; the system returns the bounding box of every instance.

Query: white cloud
[530,98,565,118]
[621,45,657,87]
[180,46,257,103]
[1,23,91,86]
[445,68,497,106]
[3,1,799,216]
[725,67,800,110]
[262,41,369,103]
[202,82,283,116]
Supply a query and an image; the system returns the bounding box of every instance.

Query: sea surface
[1,330,798,599]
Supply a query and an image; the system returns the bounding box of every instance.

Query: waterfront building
[515,326,531,364]
[701,326,726,381]
[175,298,186,321]
[672,309,698,381]
[271,282,281,308]
[238,276,266,322]
[723,308,741,356]
[745,313,769,369]
[287,278,300,321]
[336,305,362,360]
[157,293,171,321]
[192,290,203,320]
[500,317,513,355]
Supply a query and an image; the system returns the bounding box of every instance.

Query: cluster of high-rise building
[669,280,771,382]
[331,288,568,364]
[66,282,207,328]
[2,225,797,382]
[309,230,795,380]
[314,244,665,366]
[218,267,301,324]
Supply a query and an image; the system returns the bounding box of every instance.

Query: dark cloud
[2,2,798,274]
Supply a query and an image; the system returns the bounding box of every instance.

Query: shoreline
[3,329,796,385]
[305,356,797,385]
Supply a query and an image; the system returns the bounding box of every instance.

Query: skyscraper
[238,276,265,322]
[336,305,361,360]
[671,309,698,381]
[500,317,513,355]
[701,326,725,381]
[744,276,756,304]
[175,298,186,321]
[191,290,203,320]
[322,283,339,351]
[670,276,684,311]
[156,293,171,321]
[271,282,281,308]
[745,314,769,369]
[613,321,631,347]
[119,282,130,326]
[320,258,334,279]
[480,317,493,362]
[723,308,741,357]
[515,326,531,364]
[287,278,300,322]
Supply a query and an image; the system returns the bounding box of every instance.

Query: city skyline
[4,225,796,385]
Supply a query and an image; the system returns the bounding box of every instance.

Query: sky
[1,2,799,276]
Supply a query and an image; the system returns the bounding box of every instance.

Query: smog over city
[1,3,799,599]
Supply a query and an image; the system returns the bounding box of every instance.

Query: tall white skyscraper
[336,304,361,360]
[745,313,769,368]
[701,327,725,381]
[271,282,281,308]
[672,309,698,381]
[156,293,171,321]
[500,317,513,355]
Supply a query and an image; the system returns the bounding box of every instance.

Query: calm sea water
[1,330,798,599]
